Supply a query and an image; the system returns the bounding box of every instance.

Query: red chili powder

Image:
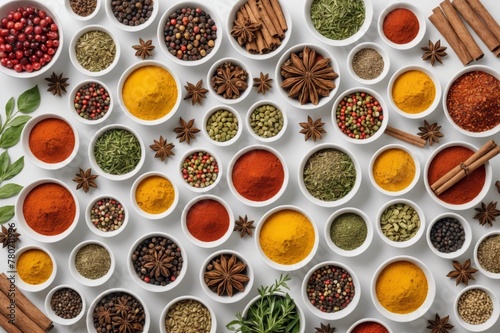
[352,321,389,333]
[231,150,284,202]
[29,118,75,163]
[383,8,419,44]
[427,146,486,205]
[186,199,229,242]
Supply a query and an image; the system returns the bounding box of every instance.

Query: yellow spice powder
[372,148,416,192]
[392,70,435,114]
[17,249,53,285]
[135,175,175,214]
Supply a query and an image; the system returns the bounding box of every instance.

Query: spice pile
[204,253,250,297]
[391,70,435,114]
[206,109,239,142]
[380,203,420,242]
[186,199,230,243]
[249,104,284,138]
[69,0,97,17]
[372,148,415,192]
[310,0,365,40]
[165,299,212,333]
[210,61,248,99]
[50,288,82,319]
[73,82,111,121]
[93,128,142,175]
[429,217,465,253]
[382,8,419,44]
[75,30,116,72]
[135,175,175,215]
[89,197,125,232]
[92,292,145,332]
[329,213,367,251]
[352,48,384,81]
[477,234,500,273]
[75,243,111,280]
[457,288,493,325]
[28,118,75,163]
[181,151,219,189]
[111,0,154,27]
[17,248,53,285]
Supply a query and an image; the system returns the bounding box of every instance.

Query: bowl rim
[104,0,158,32]
[202,105,243,146]
[426,212,472,259]
[85,193,129,237]
[347,42,391,85]
[159,295,217,333]
[44,284,86,325]
[207,57,253,104]
[68,239,115,287]
[346,318,393,333]
[64,0,101,21]
[453,285,500,331]
[178,147,222,193]
[474,230,500,279]
[15,245,57,292]
[68,79,113,125]
[246,100,288,143]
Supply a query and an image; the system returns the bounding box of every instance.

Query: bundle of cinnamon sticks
[429,0,500,65]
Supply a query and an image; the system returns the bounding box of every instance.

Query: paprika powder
[352,321,389,333]
[383,8,419,44]
[28,118,75,163]
[186,199,229,242]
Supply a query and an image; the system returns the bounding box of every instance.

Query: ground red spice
[28,118,75,163]
[383,8,419,44]
[186,199,229,242]
[352,321,389,333]
[428,146,486,205]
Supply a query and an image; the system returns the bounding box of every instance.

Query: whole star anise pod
[299,116,326,141]
[149,136,175,161]
[446,259,478,285]
[45,72,69,97]
[132,38,155,60]
[112,315,143,333]
[0,225,20,248]
[427,313,454,333]
[422,40,448,66]
[230,19,261,43]
[143,250,174,278]
[184,80,208,105]
[315,323,336,333]
[94,306,112,325]
[234,215,255,238]
[204,254,250,297]
[473,201,500,226]
[210,61,248,99]
[173,117,200,144]
[417,120,443,146]
[253,72,272,95]
[73,168,98,193]
[113,297,131,318]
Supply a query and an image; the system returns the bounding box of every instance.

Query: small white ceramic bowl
[275,43,340,110]
[298,143,362,207]
[474,231,500,279]
[179,148,222,192]
[347,318,393,333]
[16,178,79,243]
[64,0,100,21]
[371,256,436,322]
[22,113,80,170]
[68,79,113,125]
[227,145,289,207]
[69,240,115,287]
[347,42,391,85]
[369,144,421,196]
[423,141,492,210]
[427,212,471,259]
[127,232,188,292]
[246,100,288,143]
[15,245,57,292]
[105,0,158,32]
[44,285,86,325]
[158,1,222,66]
[0,0,64,78]
[302,261,361,320]
[181,195,234,248]
[304,0,373,47]
[69,25,120,77]
[130,171,179,220]
[454,285,500,332]
[255,205,319,271]
[88,124,146,181]
[117,60,181,126]
[377,2,426,50]
[207,57,252,104]
[200,249,254,303]
[202,105,243,146]
[226,0,292,60]
[85,194,128,237]
[160,295,217,333]
[325,208,373,257]
[442,65,500,137]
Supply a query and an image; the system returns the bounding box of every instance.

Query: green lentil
[94,129,142,175]
[310,0,365,40]
[380,203,420,242]
[206,109,238,142]
[250,105,284,138]
[330,213,367,250]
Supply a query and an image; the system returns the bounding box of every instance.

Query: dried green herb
[75,30,116,72]
[93,129,141,175]
[310,0,365,40]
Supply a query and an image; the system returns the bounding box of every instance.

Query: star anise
[45,72,69,97]
[112,315,143,333]
[183,80,208,105]
[427,313,454,333]
[473,201,500,226]
[173,117,200,144]
[417,120,443,146]
[143,249,174,278]
[132,38,154,60]
[446,259,478,286]
[204,254,250,297]
[149,136,174,161]
[230,19,261,44]
[73,168,98,193]
[234,215,255,238]
[422,40,447,66]
[0,225,20,248]
[113,297,131,318]
[253,72,272,95]
[315,323,336,333]
[299,116,326,141]
[210,61,248,99]
[280,46,338,105]
[94,306,112,325]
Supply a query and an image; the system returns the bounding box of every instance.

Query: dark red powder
[352,321,389,333]
[383,8,419,44]
[186,199,229,242]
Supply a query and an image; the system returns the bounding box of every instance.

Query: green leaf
[8,115,31,128]
[0,150,9,177]
[0,205,14,224]
[0,184,22,199]
[5,97,14,119]
[17,85,40,113]
[0,126,23,148]
[3,156,24,181]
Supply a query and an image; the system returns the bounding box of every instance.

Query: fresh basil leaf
[8,115,31,128]
[0,126,23,148]
[0,150,9,177]
[17,85,40,113]
[5,97,14,119]
[3,156,24,181]
[0,184,22,199]
[0,205,14,224]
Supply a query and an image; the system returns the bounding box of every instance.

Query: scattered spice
[473,201,500,226]
[206,109,239,142]
[50,288,83,319]
[417,120,443,146]
[477,234,500,273]
[210,61,248,99]
[29,118,75,164]
[181,151,219,189]
[93,128,142,175]
[174,117,200,144]
[45,72,69,97]
[184,80,208,105]
[253,72,272,94]
[149,136,174,162]
[234,215,255,238]
[380,203,420,242]
[430,217,465,253]
[299,116,326,142]
[135,175,175,215]
[422,40,447,66]
[352,322,388,333]
[310,0,365,40]
[315,323,336,333]
[457,289,493,325]
[17,249,53,285]
[92,292,145,333]
[165,299,211,333]
[132,38,155,59]
[111,0,154,27]
[69,0,97,17]
[446,259,477,286]
[204,253,250,297]
[73,81,111,121]
[89,197,125,232]
[75,243,111,280]
[75,30,116,72]
[427,313,454,333]
[372,148,415,192]
[186,199,229,242]
[73,167,98,193]
[383,8,419,44]
[330,213,367,251]
[250,104,284,139]
[0,225,20,248]
[352,48,384,80]
[392,70,436,114]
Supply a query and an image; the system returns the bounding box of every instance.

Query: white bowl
[368,144,421,196]
[15,245,57,292]
[442,65,500,137]
[423,141,492,210]
[16,178,79,243]
[427,212,471,259]
[246,100,288,143]
[202,105,243,146]
[117,60,181,126]
[105,0,158,32]
[227,145,288,207]
[44,285,86,325]
[347,42,391,85]
[371,256,436,322]
[298,143,361,207]
[207,57,252,104]
[347,318,393,333]
[127,232,188,292]
[304,0,373,47]
[157,1,222,66]
[64,0,100,21]
[302,261,361,320]
[159,295,217,333]
[325,208,373,257]
[85,194,129,237]
[200,249,254,303]
[68,79,113,125]
[69,240,115,287]
[387,65,442,119]
[181,195,234,248]
[22,113,80,170]
[275,43,340,110]
[332,87,388,144]
[179,148,222,192]
[0,0,64,78]
[88,124,146,181]
[474,231,500,279]
[454,285,500,332]
[226,0,292,60]
[377,2,426,50]
[130,171,179,220]
[69,25,120,77]
[255,205,319,271]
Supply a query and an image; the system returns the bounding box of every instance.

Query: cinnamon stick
[258,0,284,38]
[246,2,279,51]
[0,291,45,333]
[235,11,246,46]
[242,5,269,54]
[249,0,279,38]
[384,126,426,148]
[0,314,22,333]
[466,0,500,42]
[270,0,288,32]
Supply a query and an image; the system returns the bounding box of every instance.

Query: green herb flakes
[310,0,365,40]
[75,30,116,72]
[93,129,141,175]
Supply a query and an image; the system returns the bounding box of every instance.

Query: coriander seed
[457,289,493,325]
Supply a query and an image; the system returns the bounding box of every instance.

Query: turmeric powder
[17,249,53,285]
[372,148,416,192]
[392,70,435,114]
[135,175,175,214]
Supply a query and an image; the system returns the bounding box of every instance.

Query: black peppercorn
[430,217,465,253]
